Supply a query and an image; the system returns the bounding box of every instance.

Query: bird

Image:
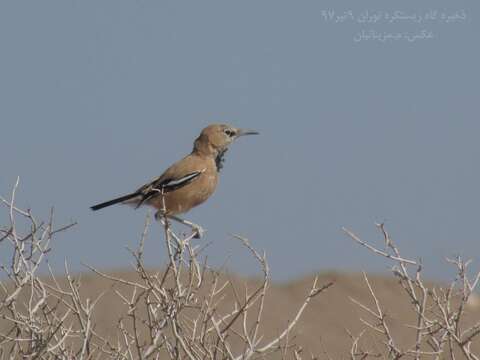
[90,124,259,237]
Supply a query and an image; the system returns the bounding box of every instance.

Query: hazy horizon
[1,0,479,281]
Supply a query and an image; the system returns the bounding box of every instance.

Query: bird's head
[193,124,259,158]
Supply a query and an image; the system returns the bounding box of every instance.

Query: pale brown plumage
[90,124,258,236]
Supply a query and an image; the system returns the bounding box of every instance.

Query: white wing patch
[160,168,206,192]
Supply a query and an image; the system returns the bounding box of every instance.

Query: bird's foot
[191,224,205,239]
[154,211,165,221]
[164,215,206,239]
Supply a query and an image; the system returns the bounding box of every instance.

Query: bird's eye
[224,129,235,137]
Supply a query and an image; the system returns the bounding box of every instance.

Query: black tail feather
[90,193,140,211]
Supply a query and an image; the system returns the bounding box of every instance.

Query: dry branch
[0,179,331,359]
[344,224,480,359]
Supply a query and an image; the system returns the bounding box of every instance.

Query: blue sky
[1,0,478,280]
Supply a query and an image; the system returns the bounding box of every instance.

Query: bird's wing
[152,171,204,193]
[134,169,205,208]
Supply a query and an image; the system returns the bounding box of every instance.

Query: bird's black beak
[236,129,259,137]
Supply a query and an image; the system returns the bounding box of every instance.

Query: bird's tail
[90,192,141,211]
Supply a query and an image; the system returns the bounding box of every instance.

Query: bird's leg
[154,211,186,250]
[167,215,205,239]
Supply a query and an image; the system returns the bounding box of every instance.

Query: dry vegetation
[1,179,480,359]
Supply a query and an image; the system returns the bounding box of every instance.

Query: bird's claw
[192,225,205,239]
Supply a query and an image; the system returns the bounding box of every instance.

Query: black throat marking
[215,148,228,172]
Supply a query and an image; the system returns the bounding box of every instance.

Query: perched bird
[90,124,258,237]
